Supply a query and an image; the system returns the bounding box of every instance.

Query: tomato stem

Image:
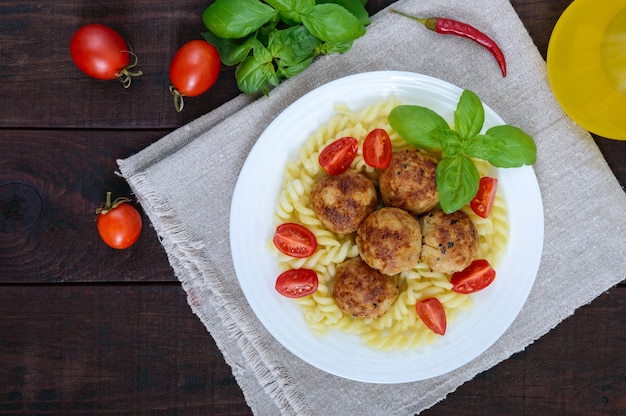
[115,45,143,88]
[169,86,185,113]
[96,191,133,215]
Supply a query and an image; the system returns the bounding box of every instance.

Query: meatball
[333,257,399,318]
[420,209,478,274]
[378,148,439,215]
[310,169,377,234]
[356,207,422,275]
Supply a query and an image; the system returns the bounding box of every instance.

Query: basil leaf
[436,128,464,156]
[236,42,277,95]
[267,0,314,23]
[269,25,319,66]
[277,56,314,78]
[389,105,449,149]
[463,133,506,162]
[203,0,277,39]
[202,32,254,66]
[484,125,537,167]
[318,40,353,54]
[265,0,314,13]
[253,39,273,63]
[278,11,303,24]
[436,155,480,214]
[454,89,484,139]
[317,0,371,25]
[301,3,365,43]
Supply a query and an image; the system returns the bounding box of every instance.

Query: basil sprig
[389,90,536,213]
[202,0,369,95]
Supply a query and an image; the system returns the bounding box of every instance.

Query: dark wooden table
[1,1,624,415]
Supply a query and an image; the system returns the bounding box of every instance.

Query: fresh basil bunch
[389,90,537,213]
[202,0,369,95]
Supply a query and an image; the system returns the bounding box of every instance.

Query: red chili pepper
[390,8,507,77]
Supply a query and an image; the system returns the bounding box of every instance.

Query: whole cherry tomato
[470,177,498,218]
[70,24,142,88]
[416,297,447,335]
[169,40,221,112]
[96,192,142,249]
[450,259,496,294]
[318,136,358,175]
[275,269,319,298]
[273,223,317,258]
[363,128,392,169]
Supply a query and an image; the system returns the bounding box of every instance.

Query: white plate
[230,71,544,383]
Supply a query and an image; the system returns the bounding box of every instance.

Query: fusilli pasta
[271,96,509,351]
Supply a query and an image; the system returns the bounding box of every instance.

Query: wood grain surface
[1,0,624,415]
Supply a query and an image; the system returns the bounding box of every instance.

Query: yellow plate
[547,0,626,140]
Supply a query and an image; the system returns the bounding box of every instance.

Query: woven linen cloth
[117,0,626,414]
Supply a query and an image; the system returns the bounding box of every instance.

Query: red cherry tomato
[470,177,498,218]
[275,269,319,298]
[169,40,221,112]
[318,136,358,175]
[363,128,392,169]
[96,192,142,249]
[70,24,142,87]
[416,298,447,335]
[273,223,317,258]
[450,259,496,294]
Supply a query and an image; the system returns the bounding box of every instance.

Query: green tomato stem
[169,86,185,113]
[115,46,143,88]
[96,192,133,215]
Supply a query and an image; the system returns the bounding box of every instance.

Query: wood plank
[1,129,173,283]
[422,285,626,416]
[0,1,240,128]
[0,284,252,415]
[0,1,389,129]
[1,284,623,415]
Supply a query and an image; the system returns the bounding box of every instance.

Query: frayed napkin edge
[114,166,314,416]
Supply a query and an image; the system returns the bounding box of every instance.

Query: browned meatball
[310,169,377,234]
[420,209,478,274]
[356,207,422,275]
[378,148,439,215]
[333,257,399,318]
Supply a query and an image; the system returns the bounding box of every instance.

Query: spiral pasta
[271,96,509,351]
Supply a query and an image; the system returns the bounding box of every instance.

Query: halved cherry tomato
[273,223,317,258]
[318,136,358,175]
[70,24,142,88]
[275,269,319,298]
[416,298,447,335]
[470,177,498,218]
[363,128,392,169]
[96,192,142,249]
[450,259,496,294]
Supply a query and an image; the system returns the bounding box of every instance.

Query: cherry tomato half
[416,298,447,335]
[169,40,221,112]
[363,128,392,169]
[273,223,317,258]
[450,259,496,294]
[318,136,358,175]
[275,269,319,298]
[96,192,142,249]
[70,24,142,87]
[470,177,498,218]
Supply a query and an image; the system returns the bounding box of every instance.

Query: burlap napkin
[117,0,626,414]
